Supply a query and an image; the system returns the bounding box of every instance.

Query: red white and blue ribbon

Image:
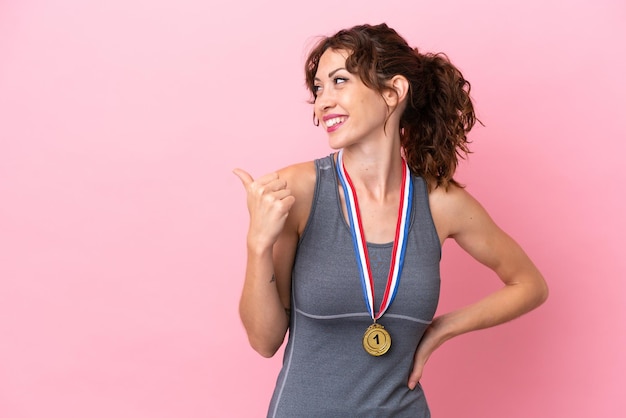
[336,150,413,321]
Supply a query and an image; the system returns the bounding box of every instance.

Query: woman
[234,23,548,417]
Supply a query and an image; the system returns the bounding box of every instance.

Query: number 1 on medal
[363,323,391,356]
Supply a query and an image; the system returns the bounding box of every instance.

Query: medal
[363,323,391,356]
[336,150,413,356]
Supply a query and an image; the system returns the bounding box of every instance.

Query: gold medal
[362,323,391,356]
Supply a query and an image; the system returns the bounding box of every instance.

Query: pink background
[1,0,624,417]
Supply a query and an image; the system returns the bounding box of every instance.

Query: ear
[382,75,409,108]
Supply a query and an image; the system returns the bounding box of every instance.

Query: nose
[314,88,335,115]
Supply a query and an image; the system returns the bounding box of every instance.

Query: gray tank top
[268,154,441,417]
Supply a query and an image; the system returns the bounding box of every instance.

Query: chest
[293,206,441,321]
[337,186,402,244]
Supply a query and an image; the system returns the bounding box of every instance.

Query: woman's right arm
[233,163,314,357]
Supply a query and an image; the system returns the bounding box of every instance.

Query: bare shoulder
[277,160,316,190]
[428,183,494,242]
[277,160,317,235]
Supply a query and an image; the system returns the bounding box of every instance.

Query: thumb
[408,360,424,390]
[232,168,254,187]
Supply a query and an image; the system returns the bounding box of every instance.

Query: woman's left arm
[408,185,549,389]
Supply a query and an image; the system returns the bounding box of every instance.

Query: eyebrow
[314,67,347,81]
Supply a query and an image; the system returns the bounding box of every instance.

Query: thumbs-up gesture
[233,169,296,250]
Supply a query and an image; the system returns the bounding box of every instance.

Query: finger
[254,171,280,186]
[408,363,423,390]
[264,178,289,193]
[277,194,296,213]
[270,188,294,201]
[232,168,254,187]
[408,344,431,390]
[258,192,295,218]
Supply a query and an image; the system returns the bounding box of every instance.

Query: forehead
[315,48,351,78]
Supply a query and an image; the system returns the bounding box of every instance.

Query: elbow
[249,337,281,358]
[239,307,287,358]
[511,272,549,312]
[538,279,549,306]
[256,347,280,359]
[531,274,549,309]
[240,315,286,358]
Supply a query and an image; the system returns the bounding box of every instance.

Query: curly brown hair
[304,23,477,190]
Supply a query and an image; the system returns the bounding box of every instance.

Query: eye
[312,84,322,95]
[334,77,347,85]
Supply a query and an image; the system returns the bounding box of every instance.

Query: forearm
[407,277,547,389]
[239,243,289,358]
[432,276,548,344]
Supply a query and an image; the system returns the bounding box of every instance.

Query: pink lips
[323,114,347,133]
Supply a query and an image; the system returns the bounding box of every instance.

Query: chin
[327,135,353,150]
[327,139,342,150]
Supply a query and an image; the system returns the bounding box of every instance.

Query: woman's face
[313,49,389,150]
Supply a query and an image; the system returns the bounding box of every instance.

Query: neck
[339,144,404,202]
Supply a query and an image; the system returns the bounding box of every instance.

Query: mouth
[324,115,347,131]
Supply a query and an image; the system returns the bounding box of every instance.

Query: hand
[233,168,296,250]
[408,321,445,390]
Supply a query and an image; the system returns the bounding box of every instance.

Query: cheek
[363,99,387,119]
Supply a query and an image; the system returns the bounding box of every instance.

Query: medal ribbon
[336,150,413,321]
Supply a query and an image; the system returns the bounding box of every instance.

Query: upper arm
[271,162,316,310]
[430,185,543,286]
